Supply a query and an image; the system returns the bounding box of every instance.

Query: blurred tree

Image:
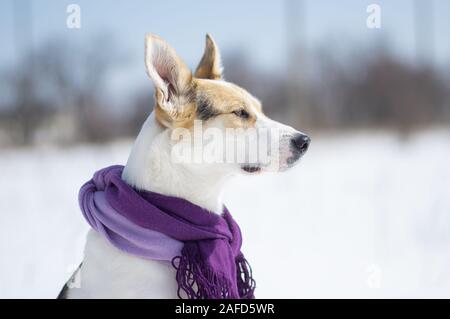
[0,36,126,146]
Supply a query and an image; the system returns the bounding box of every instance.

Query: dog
[58,34,310,298]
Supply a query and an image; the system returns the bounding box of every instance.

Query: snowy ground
[1,129,450,298]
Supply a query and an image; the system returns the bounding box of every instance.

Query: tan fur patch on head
[155,78,263,130]
[155,102,197,129]
[193,79,262,128]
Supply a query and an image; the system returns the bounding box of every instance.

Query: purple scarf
[79,165,255,299]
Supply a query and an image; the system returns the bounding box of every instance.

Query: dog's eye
[232,109,250,120]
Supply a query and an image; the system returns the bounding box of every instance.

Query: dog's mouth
[241,164,262,174]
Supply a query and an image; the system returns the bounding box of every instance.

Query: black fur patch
[196,98,219,121]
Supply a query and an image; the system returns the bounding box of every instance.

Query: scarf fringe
[172,250,255,299]
[236,253,256,299]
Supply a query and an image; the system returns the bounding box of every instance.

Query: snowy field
[1,129,450,298]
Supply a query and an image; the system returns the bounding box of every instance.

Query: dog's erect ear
[145,34,193,121]
[194,34,223,80]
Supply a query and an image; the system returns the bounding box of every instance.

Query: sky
[1,0,449,102]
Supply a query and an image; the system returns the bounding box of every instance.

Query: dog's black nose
[290,134,310,154]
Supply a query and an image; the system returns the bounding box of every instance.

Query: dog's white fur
[63,35,304,298]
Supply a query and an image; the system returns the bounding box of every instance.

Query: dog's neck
[122,112,228,214]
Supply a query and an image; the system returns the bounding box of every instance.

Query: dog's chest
[66,230,179,298]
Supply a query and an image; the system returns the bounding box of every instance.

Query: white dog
[59,34,309,298]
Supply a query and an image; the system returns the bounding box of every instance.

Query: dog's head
[145,34,309,175]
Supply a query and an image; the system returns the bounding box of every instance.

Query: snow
[1,130,450,298]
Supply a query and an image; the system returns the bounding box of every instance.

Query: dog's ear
[194,34,223,80]
[145,34,193,123]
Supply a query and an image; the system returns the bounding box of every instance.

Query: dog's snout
[290,134,310,154]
